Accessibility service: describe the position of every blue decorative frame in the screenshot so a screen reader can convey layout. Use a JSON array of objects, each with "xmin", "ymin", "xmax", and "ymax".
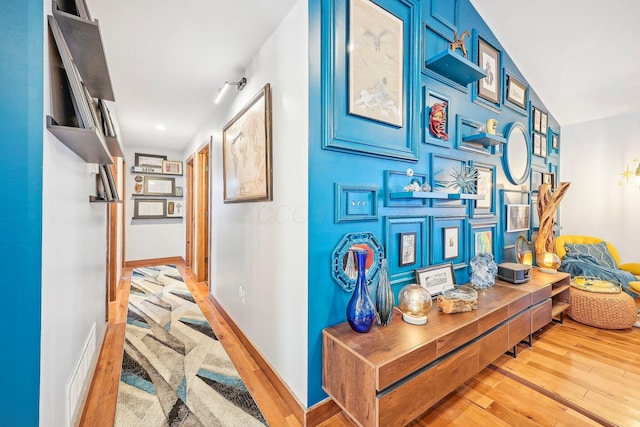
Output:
[
  {"xmin": 423, "ymin": 87, "xmax": 451, "ymax": 147},
  {"xmin": 455, "ymin": 114, "xmax": 494, "ymax": 155},
  {"xmin": 503, "ymin": 69, "xmax": 529, "ymax": 115},
  {"xmin": 384, "ymin": 169, "xmax": 428, "ymax": 207},
  {"xmin": 547, "ymin": 129, "xmax": 560, "ymax": 159},
  {"xmin": 334, "ymin": 183, "xmax": 378, "ymax": 223},
  {"xmin": 469, "ymin": 161, "xmax": 496, "ymax": 218},
  {"xmin": 472, "ymin": 30, "xmax": 502, "ymax": 113},
  {"xmin": 321, "ymin": 0, "xmax": 420, "ymax": 160},
  {"xmin": 384, "ymin": 216, "xmax": 429, "ymax": 285},
  {"xmin": 431, "ymin": 216, "xmax": 467, "ymax": 270},
  {"xmin": 331, "ymin": 232, "xmax": 385, "ymax": 292},
  {"xmin": 429, "ymin": 0, "xmax": 458, "ymax": 33}
]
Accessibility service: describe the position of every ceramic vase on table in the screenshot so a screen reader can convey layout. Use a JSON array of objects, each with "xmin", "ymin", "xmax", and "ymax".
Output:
[
  {"xmin": 375, "ymin": 258, "xmax": 394, "ymax": 326},
  {"xmin": 346, "ymin": 249, "xmax": 376, "ymax": 333}
]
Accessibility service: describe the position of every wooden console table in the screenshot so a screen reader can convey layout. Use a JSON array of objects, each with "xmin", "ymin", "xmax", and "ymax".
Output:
[{"xmin": 322, "ymin": 269, "xmax": 570, "ymax": 427}]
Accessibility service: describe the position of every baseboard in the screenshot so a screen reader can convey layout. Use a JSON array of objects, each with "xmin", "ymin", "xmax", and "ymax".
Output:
[
  {"xmin": 208, "ymin": 295, "xmax": 342, "ymax": 426},
  {"xmin": 73, "ymin": 322, "xmax": 107, "ymax": 427},
  {"xmin": 305, "ymin": 398, "xmax": 342, "ymax": 426},
  {"xmin": 123, "ymin": 256, "xmax": 184, "ymax": 269}
]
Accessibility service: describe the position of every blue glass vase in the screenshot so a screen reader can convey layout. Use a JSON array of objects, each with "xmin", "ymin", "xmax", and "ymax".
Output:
[{"xmin": 346, "ymin": 249, "xmax": 376, "ymax": 333}]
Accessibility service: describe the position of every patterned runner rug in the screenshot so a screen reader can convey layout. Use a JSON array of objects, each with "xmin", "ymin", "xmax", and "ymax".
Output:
[{"xmin": 115, "ymin": 265, "xmax": 267, "ymax": 426}]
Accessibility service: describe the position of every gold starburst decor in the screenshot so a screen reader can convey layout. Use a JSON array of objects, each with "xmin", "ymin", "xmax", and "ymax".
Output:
[{"xmin": 448, "ymin": 165, "xmax": 479, "ymax": 194}]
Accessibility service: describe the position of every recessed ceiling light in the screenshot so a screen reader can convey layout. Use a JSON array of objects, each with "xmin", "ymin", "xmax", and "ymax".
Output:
[{"xmin": 155, "ymin": 124, "xmax": 166, "ymax": 131}]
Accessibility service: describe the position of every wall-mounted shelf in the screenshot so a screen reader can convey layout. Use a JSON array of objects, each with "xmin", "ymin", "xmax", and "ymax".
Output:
[
  {"xmin": 47, "ymin": 116, "xmax": 113, "ymax": 164},
  {"xmin": 52, "ymin": 5, "xmax": 114, "ymax": 100},
  {"xmin": 390, "ymin": 191, "xmax": 484, "ymax": 201},
  {"xmin": 130, "ymin": 166, "xmax": 183, "ymax": 176},
  {"xmin": 105, "ymin": 136, "xmax": 123, "ymax": 157},
  {"xmin": 462, "ymin": 132, "xmax": 506, "ymax": 146},
  {"xmin": 424, "ymin": 50, "xmax": 487, "ymax": 87},
  {"xmin": 89, "ymin": 196, "xmax": 122, "ymax": 203}
]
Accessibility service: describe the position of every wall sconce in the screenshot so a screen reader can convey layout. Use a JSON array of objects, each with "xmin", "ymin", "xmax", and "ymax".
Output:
[
  {"xmin": 620, "ymin": 159, "xmax": 640, "ymax": 187},
  {"xmin": 214, "ymin": 77, "xmax": 247, "ymax": 104}
]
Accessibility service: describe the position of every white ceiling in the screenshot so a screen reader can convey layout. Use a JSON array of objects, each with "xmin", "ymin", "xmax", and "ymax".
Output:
[
  {"xmin": 470, "ymin": 0, "xmax": 640, "ymax": 126},
  {"xmin": 87, "ymin": 0, "xmax": 297, "ymax": 152},
  {"xmin": 87, "ymin": 0, "xmax": 640, "ymax": 153}
]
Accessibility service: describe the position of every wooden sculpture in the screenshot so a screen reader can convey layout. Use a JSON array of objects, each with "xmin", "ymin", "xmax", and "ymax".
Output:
[
  {"xmin": 450, "ymin": 30, "xmax": 470, "ymax": 58},
  {"xmin": 534, "ymin": 182, "xmax": 571, "ymax": 257}
]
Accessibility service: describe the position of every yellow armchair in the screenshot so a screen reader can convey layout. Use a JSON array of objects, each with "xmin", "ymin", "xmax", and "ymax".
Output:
[{"xmin": 554, "ymin": 235, "xmax": 640, "ymax": 294}]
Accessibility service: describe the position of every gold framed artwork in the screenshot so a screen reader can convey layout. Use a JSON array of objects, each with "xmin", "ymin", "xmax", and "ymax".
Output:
[
  {"xmin": 348, "ymin": 0, "xmax": 403, "ymax": 127},
  {"xmin": 222, "ymin": 83, "xmax": 273, "ymax": 203}
]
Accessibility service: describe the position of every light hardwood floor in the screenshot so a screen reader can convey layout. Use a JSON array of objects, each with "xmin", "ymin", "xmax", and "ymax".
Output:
[{"xmin": 80, "ymin": 262, "xmax": 640, "ymax": 426}]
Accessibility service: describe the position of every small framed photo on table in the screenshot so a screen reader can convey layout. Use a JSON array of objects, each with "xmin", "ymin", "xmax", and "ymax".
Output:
[{"xmin": 415, "ymin": 262, "xmax": 456, "ymax": 296}]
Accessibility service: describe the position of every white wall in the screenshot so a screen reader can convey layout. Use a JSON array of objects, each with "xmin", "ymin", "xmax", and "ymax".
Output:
[
  {"xmin": 124, "ymin": 146, "xmax": 185, "ymax": 262},
  {"xmin": 185, "ymin": 0, "xmax": 309, "ymax": 406},
  {"xmin": 40, "ymin": 3, "xmax": 109, "ymax": 424},
  {"xmin": 560, "ymin": 112, "xmax": 640, "ymax": 262}
]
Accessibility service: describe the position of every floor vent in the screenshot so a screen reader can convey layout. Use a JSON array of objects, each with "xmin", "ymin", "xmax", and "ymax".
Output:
[{"xmin": 67, "ymin": 323, "xmax": 97, "ymax": 426}]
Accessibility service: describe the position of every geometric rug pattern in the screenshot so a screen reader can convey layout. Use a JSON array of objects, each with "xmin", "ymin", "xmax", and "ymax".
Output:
[{"xmin": 115, "ymin": 265, "xmax": 267, "ymax": 426}]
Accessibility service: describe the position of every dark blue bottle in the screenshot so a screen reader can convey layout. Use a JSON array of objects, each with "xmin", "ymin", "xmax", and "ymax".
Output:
[{"xmin": 346, "ymin": 249, "xmax": 376, "ymax": 333}]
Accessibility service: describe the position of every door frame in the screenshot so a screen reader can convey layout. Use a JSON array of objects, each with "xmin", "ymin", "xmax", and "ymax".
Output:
[
  {"xmin": 185, "ymin": 154, "xmax": 195, "ymax": 267},
  {"xmin": 196, "ymin": 141, "xmax": 210, "ymax": 284}
]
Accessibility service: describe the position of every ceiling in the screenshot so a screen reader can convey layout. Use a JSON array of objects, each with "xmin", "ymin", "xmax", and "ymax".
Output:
[{"xmin": 87, "ymin": 0, "xmax": 640, "ymax": 153}]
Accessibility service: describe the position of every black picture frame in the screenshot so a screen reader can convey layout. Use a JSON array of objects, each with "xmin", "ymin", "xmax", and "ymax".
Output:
[
  {"xmin": 506, "ymin": 75, "xmax": 527, "ymax": 109},
  {"xmin": 399, "ymin": 232, "xmax": 417, "ymax": 267},
  {"xmin": 477, "ymin": 37, "xmax": 501, "ymax": 104},
  {"xmin": 133, "ymin": 199, "xmax": 167, "ymax": 219},
  {"xmin": 415, "ymin": 262, "xmax": 456, "ymax": 296},
  {"xmin": 135, "ymin": 153, "xmax": 166, "ymax": 168}
]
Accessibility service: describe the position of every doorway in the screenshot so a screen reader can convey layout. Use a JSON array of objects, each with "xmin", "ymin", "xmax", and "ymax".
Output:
[
  {"xmin": 196, "ymin": 142, "xmax": 210, "ymax": 286},
  {"xmin": 185, "ymin": 155, "xmax": 195, "ymax": 267}
]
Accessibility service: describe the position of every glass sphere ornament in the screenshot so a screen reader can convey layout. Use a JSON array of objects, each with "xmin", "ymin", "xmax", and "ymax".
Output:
[
  {"xmin": 537, "ymin": 252, "xmax": 561, "ymax": 273},
  {"xmin": 397, "ymin": 284, "xmax": 432, "ymax": 325}
]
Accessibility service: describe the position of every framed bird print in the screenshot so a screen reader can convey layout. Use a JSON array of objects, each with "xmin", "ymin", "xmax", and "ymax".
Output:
[{"xmin": 348, "ymin": 0, "xmax": 404, "ymax": 127}]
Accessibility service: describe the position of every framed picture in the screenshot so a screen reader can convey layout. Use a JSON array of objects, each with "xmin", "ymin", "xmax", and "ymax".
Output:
[
  {"xmin": 415, "ymin": 263, "xmax": 456, "ymax": 296},
  {"xmin": 474, "ymin": 230, "xmax": 492, "ymax": 256},
  {"xmin": 348, "ymin": 0, "xmax": 403, "ymax": 127},
  {"xmin": 166, "ymin": 200, "xmax": 184, "ymax": 218},
  {"xmin": 533, "ymin": 133, "xmax": 541, "ymax": 156},
  {"xmin": 540, "ymin": 111, "xmax": 548, "ymax": 135},
  {"xmin": 133, "ymin": 199, "xmax": 166, "ymax": 219},
  {"xmin": 399, "ymin": 232, "xmax": 417, "ymax": 267},
  {"xmin": 533, "ymin": 107, "xmax": 541, "ymax": 133},
  {"xmin": 135, "ymin": 153, "xmax": 166, "ymax": 169},
  {"xmin": 222, "ymin": 83, "xmax": 273, "ymax": 203},
  {"xmin": 542, "ymin": 172, "xmax": 556, "ymax": 189},
  {"xmin": 162, "ymin": 160, "xmax": 183, "ymax": 175},
  {"xmin": 477, "ymin": 37, "xmax": 500, "ymax": 104},
  {"xmin": 552, "ymin": 133, "xmax": 559, "ymax": 150},
  {"xmin": 143, "ymin": 176, "xmax": 175, "ymax": 196},
  {"xmin": 506, "ymin": 75, "xmax": 527, "ymax": 109},
  {"xmin": 475, "ymin": 165, "xmax": 493, "ymax": 210},
  {"xmin": 540, "ymin": 135, "xmax": 547, "ymax": 157},
  {"xmin": 175, "ymin": 186, "xmax": 183, "ymax": 197},
  {"xmin": 506, "ymin": 204, "xmax": 531, "ymax": 232},
  {"xmin": 443, "ymin": 227, "xmax": 459, "ymax": 259}
]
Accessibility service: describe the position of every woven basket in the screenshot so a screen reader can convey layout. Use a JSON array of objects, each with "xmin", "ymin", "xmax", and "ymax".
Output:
[{"xmin": 568, "ymin": 287, "xmax": 637, "ymax": 329}]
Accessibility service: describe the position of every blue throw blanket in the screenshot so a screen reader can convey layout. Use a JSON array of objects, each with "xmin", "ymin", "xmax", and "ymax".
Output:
[{"xmin": 559, "ymin": 253, "xmax": 639, "ymax": 298}]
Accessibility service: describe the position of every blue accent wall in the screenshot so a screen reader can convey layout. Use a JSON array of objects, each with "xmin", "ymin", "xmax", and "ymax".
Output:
[
  {"xmin": 0, "ymin": 1, "xmax": 44, "ymax": 425},
  {"xmin": 308, "ymin": 0, "xmax": 560, "ymax": 405}
]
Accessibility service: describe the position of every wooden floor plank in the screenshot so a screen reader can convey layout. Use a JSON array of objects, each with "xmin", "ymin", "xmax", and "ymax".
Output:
[{"xmin": 80, "ymin": 263, "xmax": 640, "ymax": 427}]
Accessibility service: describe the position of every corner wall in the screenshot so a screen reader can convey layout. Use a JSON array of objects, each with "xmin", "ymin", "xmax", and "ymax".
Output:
[
  {"xmin": 560, "ymin": 113, "xmax": 640, "ymax": 261},
  {"xmin": 186, "ymin": 0, "xmax": 309, "ymax": 406}
]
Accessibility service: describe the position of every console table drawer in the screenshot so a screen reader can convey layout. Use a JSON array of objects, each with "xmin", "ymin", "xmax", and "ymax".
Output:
[
  {"xmin": 378, "ymin": 342, "xmax": 480, "ymax": 427},
  {"xmin": 532, "ymin": 298, "xmax": 552, "ymax": 331},
  {"xmin": 508, "ymin": 309, "xmax": 532, "ymax": 348}
]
